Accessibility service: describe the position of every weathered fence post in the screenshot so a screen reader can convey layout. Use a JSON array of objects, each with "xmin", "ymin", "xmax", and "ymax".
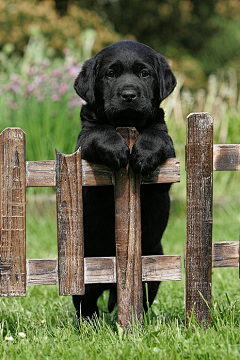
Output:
[
  {"xmin": 0, "ymin": 128, "xmax": 26, "ymax": 296},
  {"xmin": 56, "ymin": 149, "xmax": 85, "ymax": 296},
  {"xmin": 185, "ymin": 113, "xmax": 213, "ymax": 328},
  {"xmin": 115, "ymin": 128, "xmax": 142, "ymax": 327}
]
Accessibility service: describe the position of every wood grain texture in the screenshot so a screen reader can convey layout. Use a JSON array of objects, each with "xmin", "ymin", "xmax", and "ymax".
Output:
[
  {"xmin": 185, "ymin": 113, "xmax": 213, "ymax": 328},
  {"xmin": 27, "ymin": 259, "xmax": 58, "ymax": 285},
  {"xmin": 26, "ymin": 158, "xmax": 180, "ymax": 187},
  {"xmin": 212, "ymin": 241, "xmax": 239, "ymax": 268},
  {"xmin": 141, "ymin": 158, "xmax": 180, "ymax": 184},
  {"xmin": 213, "ymin": 144, "xmax": 240, "ymax": 171},
  {"xmin": 56, "ymin": 148, "xmax": 84, "ymax": 296},
  {"xmin": 81, "ymin": 160, "xmax": 114, "ymax": 186},
  {"xmin": 26, "ymin": 160, "xmax": 55, "ymax": 187},
  {"xmin": 142, "ymin": 255, "xmax": 182, "ymax": 281},
  {"xmin": 26, "ymin": 255, "xmax": 182, "ymax": 286},
  {"xmin": 115, "ymin": 127, "xmax": 143, "ymax": 327},
  {"xmin": 0, "ymin": 128, "xmax": 26, "ymax": 296},
  {"xmin": 184, "ymin": 241, "xmax": 239, "ymax": 269}
]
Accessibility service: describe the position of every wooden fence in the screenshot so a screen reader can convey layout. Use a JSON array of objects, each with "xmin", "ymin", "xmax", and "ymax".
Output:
[
  {"xmin": 0, "ymin": 126, "xmax": 181, "ymax": 328},
  {"xmin": 185, "ymin": 112, "xmax": 240, "ymax": 328},
  {"xmin": 2, "ymin": 112, "xmax": 238, "ymax": 328}
]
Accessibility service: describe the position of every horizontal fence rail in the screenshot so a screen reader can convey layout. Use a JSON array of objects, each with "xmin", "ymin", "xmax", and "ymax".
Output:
[
  {"xmin": 26, "ymin": 255, "xmax": 182, "ymax": 286},
  {"xmin": 26, "ymin": 158, "xmax": 180, "ymax": 187},
  {"xmin": 0, "ymin": 126, "xmax": 181, "ymax": 328},
  {"xmin": 25, "ymin": 144, "xmax": 240, "ymax": 188}
]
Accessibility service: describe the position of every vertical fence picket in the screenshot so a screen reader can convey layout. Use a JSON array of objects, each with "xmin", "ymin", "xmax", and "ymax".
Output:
[
  {"xmin": 56, "ymin": 148, "xmax": 84, "ymax": 296},
  {"xmin": 0, "ymin": 128, "xmax": 26, "ymax": 296},
  {"xmin": 115, "ymin": 128, "xmax": 142, "ymax": 327},
  {"xmin": 185, "ymin": 113, "xmax": 213, "ymax": 327}
]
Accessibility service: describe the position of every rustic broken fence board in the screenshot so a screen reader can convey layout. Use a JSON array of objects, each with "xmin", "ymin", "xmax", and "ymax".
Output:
[
  {"xmin": 185, "ymin": 112, "xmax": 240, "ymax": 328},
  {"xmin": 0, "ymin": 126, "xmax": 181, "ymax": 328}
]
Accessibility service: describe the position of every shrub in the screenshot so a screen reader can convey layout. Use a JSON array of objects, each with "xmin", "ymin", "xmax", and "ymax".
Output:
[{"xmin": 0, "ymin": 0, "xmax": 122, "ymax": 59}]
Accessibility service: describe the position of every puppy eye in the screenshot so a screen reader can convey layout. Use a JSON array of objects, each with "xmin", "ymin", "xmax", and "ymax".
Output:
[
  {"xmin": 140, "ymin": 69, "xmax": 150, "ymax": 78},
  {"xmin": 106, "ymin": 70, "xmax": 115, "ymax": 78}
]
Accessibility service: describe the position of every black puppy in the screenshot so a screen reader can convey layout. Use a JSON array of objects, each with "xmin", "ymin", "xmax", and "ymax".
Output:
[{"xmin": 73, "ymin": 40, "xmax": 176, "ymax": 318}]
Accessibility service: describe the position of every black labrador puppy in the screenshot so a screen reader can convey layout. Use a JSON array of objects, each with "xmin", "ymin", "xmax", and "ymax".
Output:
[{"xmin": 73, "ymin": 40, "xmax": 176, "ymax": 318}]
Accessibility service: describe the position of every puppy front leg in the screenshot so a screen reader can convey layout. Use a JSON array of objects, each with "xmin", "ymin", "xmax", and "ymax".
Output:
[
  {"xmin": 130, "ymin": 125, "xmax": 175, "ymax": 175},
  {"xmin": 76, "ymin": 123, "xmax": 130, "ymax": 170}
]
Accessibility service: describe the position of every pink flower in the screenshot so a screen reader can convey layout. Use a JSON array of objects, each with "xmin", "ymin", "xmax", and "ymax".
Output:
[
  {"xmin": 52, "ymin": 93, "xmax": 59, "ymax": 102},
  {"xmin": 51, "ymin": 79, "xmax": 59, "ymax": 90},
  {"xmin": 33, "ymin": 76, "xmax": 43, "ymax": 85},
  {"xmin": 28, "ymin": 67, "xmax": 37, "ymax": 77},
  {"xmin": 8, "ymin": 99, "xmax": 19, "ymax": 110},
  {"xmin": 63, "ymin": 48, "xmax": 70, "ymax": 56},
  {"xmin": 68, "ymin": 97, "xmax": 85, "ymax": 108},
  {"xmin": 68, "ymin": 66, "xmax": 81, "ymax": 78},
  {"xmin": 43, "ymin": 59, "xmax": 50, "ymax": 67},
  {"xmin": 10, "ymin": 84, "xmax": 20, "ymax": 94},
  {"xmin": 37, "ymin": 95, "xmax": 44, "ymax": 103},
  {"xmin": 53, "ymin": 68, "xmax": 62, "ymax": 78},
  {"xmin": 10, "ymin": 74, "xmax": 21, "ymax": 84},
  {"xmin": 59, "ymin": 83, "xmax": 69, "ymax": 95},
  {"xmin": 26, "ymin": 84, "xmax": 35, "ymax": 96}
]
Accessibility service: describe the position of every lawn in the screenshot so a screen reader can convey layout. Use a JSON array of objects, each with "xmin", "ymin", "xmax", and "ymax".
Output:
[{"xmin": 0, "ymin": 195, "xmax": 240, "ymax": 359}]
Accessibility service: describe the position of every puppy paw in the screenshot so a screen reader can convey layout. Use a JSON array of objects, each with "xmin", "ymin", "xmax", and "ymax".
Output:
[
  {"xmin": 96, "ymin": 136, "xmax": 130, "ymax": 170},
  {"xmin": 130, "ymin": 130, "xmax": 175, "ymax": 175},
  {"xmin": 130, "ymin": 148, "xmax": 160, "ymax": 175}
]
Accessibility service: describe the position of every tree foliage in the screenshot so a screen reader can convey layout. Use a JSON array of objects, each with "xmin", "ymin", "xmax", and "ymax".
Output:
[
  {"xmin": 77, "ymin": 0, "xmax": 240, "ymax": 75},
  {"xmin": 1, "ymin": 0, "xmax": 240, "ymax": 78},
  {"xmin": 0, "ymin": 0, "xmax": 122, "ymax": 58}
]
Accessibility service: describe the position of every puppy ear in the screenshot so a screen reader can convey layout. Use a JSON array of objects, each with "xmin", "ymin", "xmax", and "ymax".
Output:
[
  {"xmin": 158, "ymin": 54, "xmax": 177, "ymax": 102},
  {"xmin": 74, "ymin": 57, "xmax": 97, "ymax": 105}
]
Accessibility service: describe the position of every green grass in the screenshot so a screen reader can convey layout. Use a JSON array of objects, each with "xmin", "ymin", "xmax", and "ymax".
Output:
[
  {"xmin": 0, "ymin": 195, "xmax": 240, "ymax": 359},
  {"xmin": 0, "ymin": 96, "xmax": 80, "ymax": 161}
]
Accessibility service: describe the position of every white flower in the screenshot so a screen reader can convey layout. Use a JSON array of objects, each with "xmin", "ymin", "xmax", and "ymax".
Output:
[
  {"xmin": 18, "ymin": 332, "xmax": 26, "ymax": 339},
  {"xmin": 5, "ymin": 335, "xmax": 14, "ymax": 341}
]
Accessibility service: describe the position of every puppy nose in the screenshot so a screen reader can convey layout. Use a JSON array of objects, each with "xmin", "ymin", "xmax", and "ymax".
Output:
[{"xmin": 121, "ymin": 89, "xmax": 137, "ymax": 102}]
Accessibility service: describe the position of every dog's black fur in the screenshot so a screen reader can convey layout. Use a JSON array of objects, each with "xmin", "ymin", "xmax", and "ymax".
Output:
[{"xmin": 73, "ymin": 40, "xmax": 176, "ymax": 318}]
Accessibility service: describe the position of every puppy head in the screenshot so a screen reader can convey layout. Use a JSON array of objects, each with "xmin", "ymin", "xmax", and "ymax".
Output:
[{"xmin": 74, "ymin": 41, "xmax": 176, "ymax": 126}]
